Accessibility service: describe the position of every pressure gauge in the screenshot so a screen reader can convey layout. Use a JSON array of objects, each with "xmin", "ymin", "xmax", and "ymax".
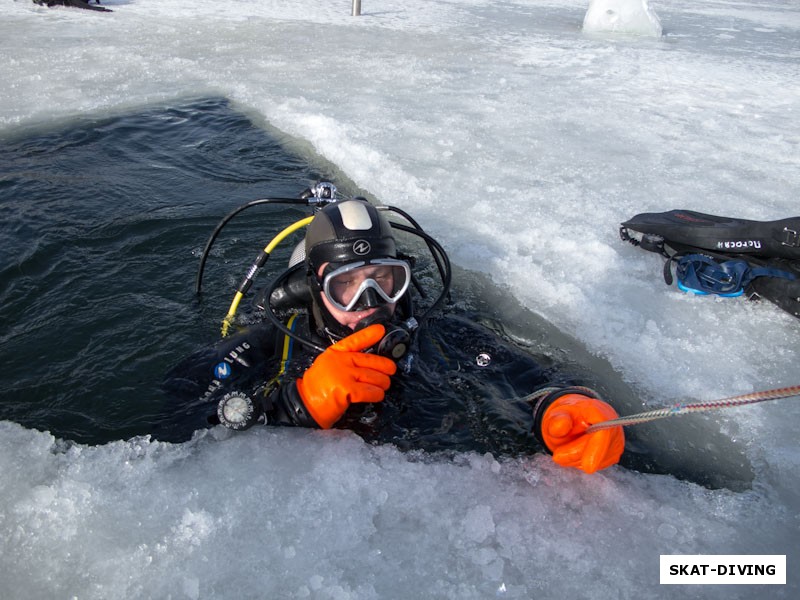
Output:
[{"xmin": 217, "ymin": 392, "xmax": 259, "ymax": 430}]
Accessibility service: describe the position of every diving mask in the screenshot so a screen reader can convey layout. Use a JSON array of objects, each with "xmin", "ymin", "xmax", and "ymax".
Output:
[{"xmin": 321, "ymin": 258, "xmax": 411, "ymax": 312}]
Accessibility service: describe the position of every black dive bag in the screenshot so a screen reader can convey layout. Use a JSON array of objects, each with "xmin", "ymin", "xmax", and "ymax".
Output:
[{"xmin": 620, "ymin": 209, "xmax": 800, "ymax": 319}]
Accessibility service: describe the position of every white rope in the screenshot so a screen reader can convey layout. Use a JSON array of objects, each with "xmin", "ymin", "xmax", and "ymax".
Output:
[{"xmin": 585, "ymin": 385, "xmax": 800, "ymax": 433}]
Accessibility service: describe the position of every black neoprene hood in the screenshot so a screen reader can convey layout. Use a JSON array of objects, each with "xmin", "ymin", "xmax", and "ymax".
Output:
[{"xmin": 305, "ymin": 200, "xmax": 397, "ymax": 270}]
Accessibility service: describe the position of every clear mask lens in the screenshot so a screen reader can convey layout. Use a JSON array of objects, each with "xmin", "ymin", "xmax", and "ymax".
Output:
[{"xmin": 322, "ymin": 259, "xmax": 411, "ymax": 312}]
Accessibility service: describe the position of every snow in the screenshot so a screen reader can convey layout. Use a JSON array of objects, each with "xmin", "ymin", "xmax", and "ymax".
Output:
[{"xmin": 1, "ymin": 0, "xmax": 798, "ymax": 598}]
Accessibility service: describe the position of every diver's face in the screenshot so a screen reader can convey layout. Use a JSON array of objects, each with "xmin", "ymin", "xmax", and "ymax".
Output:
[{"xmin": 318, "ymin": 262, "xmax": 398, "ymax": 330}]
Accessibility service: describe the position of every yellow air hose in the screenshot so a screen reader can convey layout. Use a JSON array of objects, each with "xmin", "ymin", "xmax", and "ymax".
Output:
[{"xmin": 221, "ymin": 215, "xmax": 314, "ymax": 336}]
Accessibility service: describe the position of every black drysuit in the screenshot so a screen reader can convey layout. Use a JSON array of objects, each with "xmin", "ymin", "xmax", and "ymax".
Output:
[{"xmin": 162, "ymin": 310, "xmax": 580, "ymax": 456}]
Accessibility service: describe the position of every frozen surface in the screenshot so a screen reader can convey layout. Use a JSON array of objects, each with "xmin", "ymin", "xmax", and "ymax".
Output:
[{"xmin": 1, "ymin": 1, "xmax": 799, "ymax": 598}]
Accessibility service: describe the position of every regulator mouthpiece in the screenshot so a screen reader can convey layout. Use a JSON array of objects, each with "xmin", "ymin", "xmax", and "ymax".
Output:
[{"xmin": 356, "ymin": 312, "xmax": 418, "ymax": 360}]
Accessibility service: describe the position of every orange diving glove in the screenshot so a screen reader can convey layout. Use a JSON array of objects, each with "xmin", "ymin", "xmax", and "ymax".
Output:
[
  {"xmin": 532, "ymin": 388, "xmax": 625, "ymax": 474},
  {"xmin": 296, "ymin": 324, "xmax": 397, "ymax": 429}
]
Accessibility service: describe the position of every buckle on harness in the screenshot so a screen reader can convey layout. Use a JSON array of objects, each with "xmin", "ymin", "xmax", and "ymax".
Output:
[{"xmin": 782, "ymin": 227, "xmax": 799, "ymax": 248}]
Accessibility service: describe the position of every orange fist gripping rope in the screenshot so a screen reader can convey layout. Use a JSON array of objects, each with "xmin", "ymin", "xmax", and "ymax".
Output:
[
  {"xmin": 296, "ymin": 324, "xmax": 397, "ymax": 429},
  {"xmin": 534, "ymin": 390, "xmax": 625, "ymax": 474}
]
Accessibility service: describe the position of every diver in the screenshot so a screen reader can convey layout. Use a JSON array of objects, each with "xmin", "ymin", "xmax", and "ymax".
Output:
[{"xmin": 164, "ymin": 195, "xmax": 625, "ymax": 474}]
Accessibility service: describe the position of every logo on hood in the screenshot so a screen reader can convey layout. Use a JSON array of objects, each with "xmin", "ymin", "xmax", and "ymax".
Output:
[{"xmin": 352, "ymin": 240, "xmax": 372, "ymax": 255}]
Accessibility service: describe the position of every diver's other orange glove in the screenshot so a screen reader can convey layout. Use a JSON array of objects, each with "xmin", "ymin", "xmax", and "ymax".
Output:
[
  {"xmin": 296, "ymin": 324, "xmax": 397, "ymax": 429},
  {"xmin": 533, "ymin": 388, "xmax": 625, "ymax": 474}
]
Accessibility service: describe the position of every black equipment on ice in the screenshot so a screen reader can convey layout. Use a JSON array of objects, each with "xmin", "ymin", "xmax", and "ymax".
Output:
[{"xmin": 620, "ymin": 209, "xmax": 800, "ymax": 318}]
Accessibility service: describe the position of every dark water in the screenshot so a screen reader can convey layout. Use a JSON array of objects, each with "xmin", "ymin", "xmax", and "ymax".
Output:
[
  {"xmin": 0, "ymin": 98, "xmax": 330, "ymax": 443},
  {"xmin": 0, "ymin": 97, "xmax": 753, "ymax": 489}
]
